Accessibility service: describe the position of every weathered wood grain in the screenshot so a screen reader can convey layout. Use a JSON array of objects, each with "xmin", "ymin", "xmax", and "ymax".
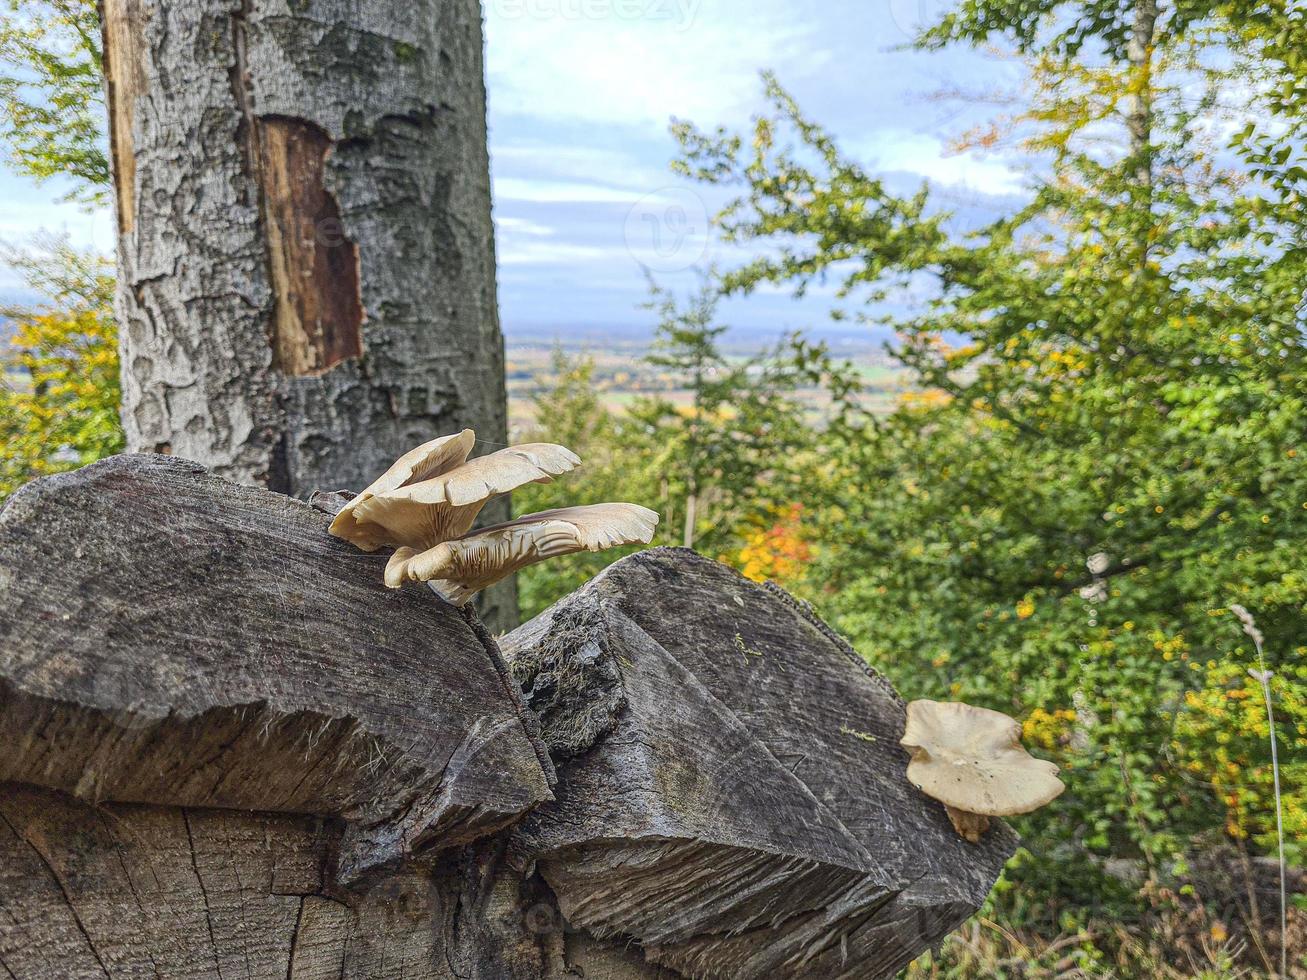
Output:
[
  {"xmin": 0, "ymin": 462, "xmax": 1017, "ymax": 978},
  {"xmin": 501, "ymin": 548, "xmax": 1018, "ymax": 979},
  {"xmin": 0, "ymin": 783, "xmax": 670, "ymax": 980},
  {"xmin": 0, "ymin": 454, "xmax": 552, "ymax": 886},
  {"xmin": 0, "ymin": 784, "xmax": 454, "ymax": 979}
]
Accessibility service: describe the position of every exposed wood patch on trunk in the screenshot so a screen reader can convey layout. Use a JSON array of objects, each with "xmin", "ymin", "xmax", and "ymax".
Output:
[
  {"xmin": 259, "ymin": 117, "xmax": 365, "ymax": 377},
  {"xmin": 100, "ymin": 0, "xmax": 148, "ymax": 234}
]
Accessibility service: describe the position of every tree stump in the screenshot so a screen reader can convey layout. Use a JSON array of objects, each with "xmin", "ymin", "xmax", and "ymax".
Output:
[
  {"xmin": 0, "ymin": 456, "xmax": 1016, "ymax": 978},
  {"xmin": 500, "ymin": 550, "xmax": 1016, "ymax": 978}
]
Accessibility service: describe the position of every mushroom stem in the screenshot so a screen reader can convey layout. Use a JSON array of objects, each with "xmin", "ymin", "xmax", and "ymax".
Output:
[{"xmin": 944, "ymin": 806, "xmax": 991, "ymax": 844}]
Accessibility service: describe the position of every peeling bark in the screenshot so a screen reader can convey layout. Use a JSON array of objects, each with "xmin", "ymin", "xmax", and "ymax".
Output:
[
  {"xmin": 100, "ymin": 0, "xmax": 147, "ymax": 235},
  {"xmin": 100, "ymin": 0, "xmax": 515, "ymax": 626}
]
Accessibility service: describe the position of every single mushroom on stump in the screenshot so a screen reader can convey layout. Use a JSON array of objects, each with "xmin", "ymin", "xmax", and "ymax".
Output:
[
  {"xmin": 326, "ymin": 427, "xmax": 479, "ymax": 549},
  {"xmin": 329, "ymin": 431, "xmax": 582, "ymax": 556},
  {"xmin": 900, "ymin": 699, "xmax": 1066, "ymax": 843}
]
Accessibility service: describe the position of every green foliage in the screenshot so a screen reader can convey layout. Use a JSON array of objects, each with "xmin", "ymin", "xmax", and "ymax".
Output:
[
  {"xmin": 628, "ymin": 280, "xmax": 857, "ymax": 555},
  {"xmin": 917, "ymin": 0, "xmax": 1213, "ymax": 58},
  {"xmin": 0, "ymin": 238, "xmax": 122, "ymax": 498},
  {"xmin": 905, "ymin": 862, "xmax": 1252, "ymax": 979},
  {"xmin": 512, "ymin": 350, "xmax": 651, "ymax": 618},
  {"xmin": 514, "ymin": 285, "xmax": 859, "ymax": 619},
  {"xmin": 0, "ymin": 2, "xmax": 121, "ymax": 494},
  {"xmin": 0, "ymin": 0, "xmax": 108, "ymax": 204},
  {"xmin": 670, "ymin": 0, "xmax": 1306, "ymax": 971}
]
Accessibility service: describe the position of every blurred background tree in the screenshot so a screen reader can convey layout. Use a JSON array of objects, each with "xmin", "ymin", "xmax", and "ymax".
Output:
[
  {"xmin": 0, "ymin": 238, "xmax": 121, "ymax": 497},
  {"xmin": 516, "ymin": 282, "xmax": 859, "ymax": 618},
  {"xmin": 671, "ymin": 0, "xmax": 1305, "ymax": 973},
  {"xmin": 0, "ymin": 0, "xmax": 106, "ymax": 204},
  {"xmin": 1, "ymin": 0, "xmax": 117, "ymax": 501}
]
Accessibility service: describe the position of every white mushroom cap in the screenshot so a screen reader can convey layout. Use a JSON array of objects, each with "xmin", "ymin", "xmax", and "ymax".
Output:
[
  {"xmin": 385, "ymin": 503, "xmax": 659, "ymax": 605},
  {"xmin": 329, "ymin": 429, "xmax": 475, "ymax": 551},
  {"xmin": 331, "ymin": 440, "xmax": 581, "ymax": 554},
  {"xmin": 900, "ymin": 699, "xmax": 1064, "ymax": 841}
]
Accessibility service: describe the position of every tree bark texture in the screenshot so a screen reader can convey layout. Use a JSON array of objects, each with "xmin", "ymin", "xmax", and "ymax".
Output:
[
  {"xmin": 99, "ymin": 0, "xmax": 516, "ymax": 628},
  {"xmin": 0, "ymin": 457, "xmax": 1016, "ymax": 978}
]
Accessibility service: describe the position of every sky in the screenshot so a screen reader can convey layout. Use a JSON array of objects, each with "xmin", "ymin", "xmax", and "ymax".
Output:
[{"xmin": 0, "ymin": 0, "xmax": 1028, "ymax": 340}]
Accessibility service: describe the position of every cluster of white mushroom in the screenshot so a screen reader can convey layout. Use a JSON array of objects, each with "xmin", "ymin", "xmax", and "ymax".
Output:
[
  {"xmin": 329, "ymin": 429, "xmax": 658, "ymax": 606},
  {"xmin": 333, "ymin": 435, "xmax": 1059, "ymax": 842},
  {"xmin": 900, "ymin": 699, "xmax": 1066, "ymax": 843}
]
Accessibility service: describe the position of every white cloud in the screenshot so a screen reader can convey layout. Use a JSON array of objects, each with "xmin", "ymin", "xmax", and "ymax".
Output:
[
  {"xmin": 494, "ymin": 215, "xmax": 556, "ymax": 237},
  {"xmin": 485, "ymin": 0, "xmax": 831, "ymax": 129},
  {"xmin": 498, "ymin": 238, "xmax": 617, "ymax": 265},
  {"xmin": 494, "ymin": 177, "xmax": 652, "ymax": 204},
  {"xmin": 861, "ymin": 131, "xmax": 1025, "ymax": 197},
  {"xmin": 491, "ymin": 143, "xmax": 672, "ymax": 190}
]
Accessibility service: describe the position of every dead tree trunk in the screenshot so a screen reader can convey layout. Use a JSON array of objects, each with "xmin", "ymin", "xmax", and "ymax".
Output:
[
  {"xmin": 100, "ymin": 0, "xmax": 516, "ymax": 627},
  {"xmin": 0, "ymin": 455, "xmax": 1016, "ymax": 978},
  {"xmin": 99, "ymin": 0, "xmax": 510, "ymax": 512}
]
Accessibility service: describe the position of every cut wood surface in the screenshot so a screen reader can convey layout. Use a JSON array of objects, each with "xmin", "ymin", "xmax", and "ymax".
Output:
[
  {"xmin": 0, "ymin": 460, "xmax": 1017, "ymax": 979},
  {"xmin": 0, "ymin": 454, "xmax": 552, "ymax": 885},
  {"xmin": 0, "ymin": 782, "xmax": 650, "ymax": 980},
  {"xmin": 501, "ymin": 549, "xmax": 1017, "ymax": 979}
]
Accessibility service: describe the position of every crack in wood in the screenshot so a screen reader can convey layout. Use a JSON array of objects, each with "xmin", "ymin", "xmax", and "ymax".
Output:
[
  {"xmin": 0, "ymin": 808, "xmax": 112, "ymax": 978},
  {"xmin": 285, "ymin": 895, "xmax": 307, "ymax": 980},
  {"xmin": 97, "ymin": 809, "xmax": 165, "ymax": 978},
  {"xmin": 182, "ymin": 808, "xmax": 227, "ymax": 980}
]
